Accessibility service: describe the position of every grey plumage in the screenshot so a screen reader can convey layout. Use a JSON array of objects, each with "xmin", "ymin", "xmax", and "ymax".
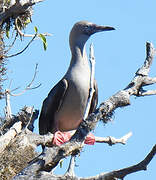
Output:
[{"xmin": 39, "ymin": 21, "xmax": 115, "ymax": 136}]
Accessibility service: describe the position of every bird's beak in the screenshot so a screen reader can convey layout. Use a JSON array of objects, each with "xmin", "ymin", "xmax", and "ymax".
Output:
[{"xmin": 94, "ymin": 25, "xmax": 115, "ymax": 32}]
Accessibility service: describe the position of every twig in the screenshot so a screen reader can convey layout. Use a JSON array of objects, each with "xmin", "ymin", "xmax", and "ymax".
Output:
[
  {"xmin": 64, "ymin": 155, "xmax": 76, "ymax": 177},
  {"xmin": 3, "ymin": 64, "xmax": 40, "ymax": 119},
  {"xmin": 5, "ymin": 32, "xmax": 37, "ymax": 58},
  {"xmin": 9, "ymin": 63, "xmax": 41, "ymax": 96},
  {"xmin": 139, "ymin": 89, "xmax": 156, "ymax": 96},
  {"xmin": 83, "ymin": 43, "xmax": 95, "ymax": 120},
  {"xmin": 4, "ymin": 89, "xmax": 12, "ymax": 119},
  {"xmin": 15, "ymin": 17, "xmax": 52, "ymax": 38},
  {"xmin": 25, "ymin": 106, "xmax": 34, "ymax": 130},
  {"xmin": 4, "ymin": 33, "xmax": 18, "ymax": 53}
]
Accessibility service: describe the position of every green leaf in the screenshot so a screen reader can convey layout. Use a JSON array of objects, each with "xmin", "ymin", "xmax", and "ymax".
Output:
[
  {"xmin": 39, "ymin": 34, "xmax": 47, "ymax": 51},
  {"xmin": 39, "ymin": 34, "xmax": 46, "ymax": 44},
  {"xmin": 59, "ymin": 159, "xmax": 64, "ymax": 168},
  {"xmin": 34, "ymin": 26, "xmax": 38, "ymax": 33},
  {"xmin": 24, "ymin": 18, "xmax": 31, "ymax": 27},
  {"xmin": 6, "ymin": 29, "xmax": 9, "ymax": 38},
  {"xmin": 6, "ymin": 23, "xmax": 10, "ymax": 39}
]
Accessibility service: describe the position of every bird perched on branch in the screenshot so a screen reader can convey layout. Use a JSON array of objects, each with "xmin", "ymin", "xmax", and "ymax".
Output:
[{"xmin": 39, "ymin": 21, "xmax": 115, "ymax": 145}]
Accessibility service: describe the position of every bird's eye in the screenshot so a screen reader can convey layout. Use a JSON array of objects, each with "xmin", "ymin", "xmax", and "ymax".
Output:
[{"xmin": 85, "ymin": 25, "xmax": 89, "ymax": 29}]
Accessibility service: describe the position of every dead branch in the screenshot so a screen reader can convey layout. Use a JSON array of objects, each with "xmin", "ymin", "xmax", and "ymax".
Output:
[
  {"xmin": 111, "ymin": 144, "xmax": 156, "ymax": 179},
  {"xmin": 9, "ymin": 63, "xmax": 41, "ymax": 96},
  {"xmin": 4, "ymin": 88, "xmax": 12, "ymax": 119},
  {"xmin": 0, "ymin": 107, "xmax": 39, "ymax": 180},
  {"xmin": 12, "ymin": 144, "xmax": 156, "ymax": 180},
  {"xmin": 84, "ymin": 43, "xmax": 95, "ymax": 119},
  {"xmin": 0, "ymin": 106, "xmax": 39, "ymax": 136},
  {"xmin": 0, "ymin": 121, "xmax": 22, "ymax": 152},
  {"xmin": 3, "ymin": 64, "xmax": 40, "ymax": 121},
  {"xmin": 95, "ymin": 132, "xmax": 132, "ymax": 145},
  {"xmin": 82, "ymin": 144, "xmax": 156, "ymax": 180}
]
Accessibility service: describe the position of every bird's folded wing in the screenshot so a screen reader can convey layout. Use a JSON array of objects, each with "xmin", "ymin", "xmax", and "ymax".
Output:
[{"xmin": 39, "ymin": 79, "xmax": 68, "ymax": 135}]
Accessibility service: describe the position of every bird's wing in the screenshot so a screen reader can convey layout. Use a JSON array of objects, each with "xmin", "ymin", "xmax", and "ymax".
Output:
[
  {"xmin": 89, "ymin": 80, "xmax": 98, "ymax": 114},
  {"xmin": 39, "ymin": 79, "xmax": 68, "ymax": 135}
]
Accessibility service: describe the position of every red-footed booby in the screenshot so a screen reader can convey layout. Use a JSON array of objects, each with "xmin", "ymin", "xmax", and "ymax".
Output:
[{"xmin": 39, "ymin": 21, "xmax": 115, "ymax": 143}]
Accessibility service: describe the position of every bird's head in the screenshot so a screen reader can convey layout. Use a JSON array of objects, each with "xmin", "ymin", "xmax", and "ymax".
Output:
[
  {"xmin": 72, "ymin": 21, "xmax": 115, "ymax": 36},
  {"xmin": 69, "ymin": 21, "xmax": 115, "ymax": 53}
]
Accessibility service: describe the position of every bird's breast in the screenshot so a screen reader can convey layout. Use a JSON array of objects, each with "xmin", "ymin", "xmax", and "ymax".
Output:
[{"xmin": 55, "ymin": 65, "xmax": 91, "ymax": 131}]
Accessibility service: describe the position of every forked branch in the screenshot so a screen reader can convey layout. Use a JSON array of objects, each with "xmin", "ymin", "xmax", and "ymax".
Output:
[{"xmin": 80, "ymin": 144, "xmax": 156, "ymax": 180}]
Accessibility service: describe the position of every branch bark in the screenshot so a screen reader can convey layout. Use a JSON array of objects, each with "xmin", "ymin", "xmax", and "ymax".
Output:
[
  {"xmin": 95, "ymin": 132, "xmax": 132, "ymax": 145},
  {"xmin": 0, "ymin": 121, "xmax": 22, "ymax": 152}
]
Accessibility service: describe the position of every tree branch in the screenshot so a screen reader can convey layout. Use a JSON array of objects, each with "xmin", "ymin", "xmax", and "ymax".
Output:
[
  {"xmin": 14, "ymin": 17, "xmax": 51, "ymax": 38},
  {"xmin": 112, "ymin": 144, "xmax": 156, "ymax": 179},
  {"xmin": 95, "ymin": 132, "xmax": 132, "ymax": 145},
  {"xmin": 9, "ymin": 63, "xmax": 41, "ymax": 96},
  {"xmin": 5, "ymin": 32, "xmax": 37, "ymax": 58},
  {"xmin": 83, "ymin": 43, "xmax": 95, "ymax": 119},
  {"xmin": 81, "ymin": 145, "xmax": 156, "ymax": 180},
  {"xmin": 0, "ymin": 121, "xmax": 22, "ymax": 152},
  {"xmin": 0, "ymin": 0, "xmax": 45, "ymax": 25},
  {"xmin": 13, "ymin": 145, "xmax": 156, "ymax": 180}
]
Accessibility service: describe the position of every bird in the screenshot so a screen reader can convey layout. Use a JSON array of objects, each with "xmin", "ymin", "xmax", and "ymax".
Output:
[{"xmin": 39, "ymin": 21, "xmax": 115, "ymax": 141}]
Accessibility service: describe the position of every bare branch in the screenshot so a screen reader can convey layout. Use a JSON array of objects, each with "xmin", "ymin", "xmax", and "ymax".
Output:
[
  {"xmin": 112, "ymin": 144, "xmax": 156, "ymax": 179},
  {"xmin": 25, "ymin": 130, "xmax": 132, "ymax": 146},
  {"xmin": 9, "ymin": 63, "xmax": 41, "ymax": 96},
  {"xmin": 14, "ymin": 17, "xmax": 52, "ymax": 38},
  {"xmin": 83, "ymin": 43, "xmax": 95, "ymax": 119},
  {"xmin": 79, "ymin": 145, "xmax": 156, "ymax": 180},
  {"xmin": 4, "ymin": 89, "xmax": 12, "ymax": 119},
  {"xmin": 143, "ymin": 77, "xmax": 156, "ymax": 85},
  {"xmin": 95, "ymin": 132, "xmax": 132, "ymax": 145},
  {"xmin": 138, "ymin": 89, "xmax": 156, "ymax": 96},
  {"xmin": 3, "ymin": 65, "xmax": 40, "ymax": 121},
  {"xmin": 64, "ymin": 155, "xmax": 76, "ymax": 177},
  {"xmin": 12, "ymin": 144, "xmax": 156, "ymax": 180},
  {"xmin": 4, "ymin": 33, "xmax": 18, "ymax": 53},
  {"xmin": 5, "ymin": 32, "xmax": 37, "ymax": 58},
  {"xmin": 136, "ymin": 42, "xmax": 155, "ymax": 76}
]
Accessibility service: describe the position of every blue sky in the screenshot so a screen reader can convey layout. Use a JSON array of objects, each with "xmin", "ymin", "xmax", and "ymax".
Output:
[{"xmin": 1, "ymin": 0, "xmax": 156, "ymax": 179}]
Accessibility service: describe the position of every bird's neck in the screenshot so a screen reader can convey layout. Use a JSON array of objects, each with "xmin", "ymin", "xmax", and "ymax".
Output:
[
  {"xmin": 69, "ymin": 34, "xmax": 89, "ymax": 61},
  {"xmin": 65, "ymin": 34, "xmax": 90, "ymax": 77},
  {"xmin": 68, "ymin": 44, "xmax": 88, "ymax": 71},
  {"xmin": 71, "ymin": 44, "xmax": 86, "ymax": 59}
]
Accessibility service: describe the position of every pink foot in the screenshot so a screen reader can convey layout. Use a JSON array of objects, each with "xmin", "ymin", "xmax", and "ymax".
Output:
[{"xmin": 53, "ymin": 131, "xmax": 95, "ymax": 146}]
